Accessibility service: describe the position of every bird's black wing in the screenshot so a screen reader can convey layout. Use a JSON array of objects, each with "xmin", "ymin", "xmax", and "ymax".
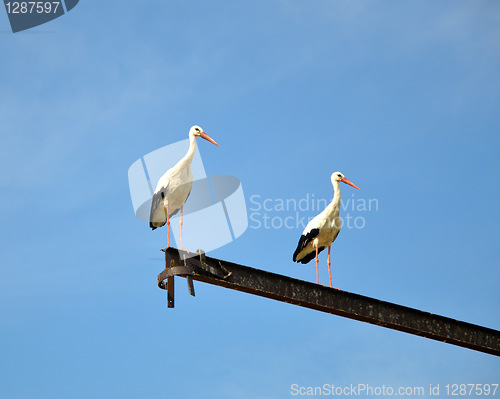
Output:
[
  {"xmin": 149, "ymin": 181, "xmax": 191, "ymax": 229},
  {"xmin": 298, "ymin": 230, "xmax": 340, "ymax": 264},
  {"xmin": 149, "ymin": 185, "xmax": 168, "ymax": 230},
  {"xmin": 297, "ymin": 246, "xmax": 326, "ymax": 264},
  {"xmin": 292, "ymin": 228, "xmax": 320, "ymax": 263}
]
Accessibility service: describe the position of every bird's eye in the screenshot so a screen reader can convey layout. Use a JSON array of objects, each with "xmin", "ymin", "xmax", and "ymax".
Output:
[{"xmin": 337, "ymin": 174, "xmax": 342, "ymax": 177}]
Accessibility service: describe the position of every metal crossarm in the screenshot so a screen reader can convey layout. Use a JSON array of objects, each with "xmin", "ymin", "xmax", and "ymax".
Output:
[{"xmin": 157, "ymin": 247, "xmax": 500, "ymax": 357}]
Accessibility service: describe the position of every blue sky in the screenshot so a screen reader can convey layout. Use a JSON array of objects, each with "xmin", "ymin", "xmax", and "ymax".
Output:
[{"xmin": 1, "ymin": 1, "xmax": 499, "ymax": 398}]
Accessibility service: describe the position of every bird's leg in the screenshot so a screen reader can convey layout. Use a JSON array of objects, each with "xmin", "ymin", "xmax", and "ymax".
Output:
[
  {"xmin": 180, "ymin": 205, "xmax": 184, "ymax": 250},
  {"xmin": 164, "ymin": 203, "xmax": 170, "ymax": 248},
  {"xmin": 315, "ymin": 242, "xmax": 319, "ymax": 285},
  {"xmin": 327, "ymin": 246, "xmax": 332, "ymax": 288}
]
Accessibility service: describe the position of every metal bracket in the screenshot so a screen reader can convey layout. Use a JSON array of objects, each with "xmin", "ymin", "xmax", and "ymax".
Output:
[
  {"xmin": 158, "ymin": 248, "xmax": 195, "ymax": 308},
  {"xmin": 157, "ymin": 247, "xmax": 234, "ymax": 308},
  {"xmin": 181, "ymin": 251, "xmax": 196, "ymax": 297}
]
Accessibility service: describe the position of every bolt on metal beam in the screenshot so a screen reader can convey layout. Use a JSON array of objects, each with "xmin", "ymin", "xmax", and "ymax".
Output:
[{"xmin": 157, "ymin": 247, "xmax": 500, "ymax": 357}]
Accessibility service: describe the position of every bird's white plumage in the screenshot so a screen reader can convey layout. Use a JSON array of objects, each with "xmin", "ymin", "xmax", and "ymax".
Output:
[
  {"xmin": 294, "ymin": 202, "xmax": 341, "ymax": 260},
  {"xmin": 293, "ymin": 172, "xmax": 359, "ymax": 264},
  {"xmin": 149, "ymin": 125, "xmax": 218, "ymax": 230},
  {"xmin": 149, "ymin": 160, "xmax": 194, "ymax": 227}
]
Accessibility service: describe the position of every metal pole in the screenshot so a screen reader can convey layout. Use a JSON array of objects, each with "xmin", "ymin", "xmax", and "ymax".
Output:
[{"xmin": 157, "ymin": 248, "xmax": 500, "ymax": 357}]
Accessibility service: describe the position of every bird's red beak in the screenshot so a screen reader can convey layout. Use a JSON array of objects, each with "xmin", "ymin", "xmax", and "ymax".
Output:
[
  {"xmin": 341, "ymin": 177, "xmax": 360, "ymax": 190},
  {"xmin": 200, "ymin": 131, "xmax": 220, "ymax": 146}
]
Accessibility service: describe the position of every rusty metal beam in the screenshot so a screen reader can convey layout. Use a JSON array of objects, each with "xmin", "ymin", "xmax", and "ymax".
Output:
[{"xmin": 157, "ymin": 247, "xmax": 500, "ymax": 357}]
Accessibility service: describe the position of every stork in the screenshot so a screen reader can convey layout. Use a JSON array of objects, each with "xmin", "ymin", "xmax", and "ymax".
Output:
[
  {"xmin": 292, "ymin": 172, "xmax": 360, "ymax": 287},
  {"xmin": 149, "ymin": 125, "xmax": 219, "ymax": 249}
]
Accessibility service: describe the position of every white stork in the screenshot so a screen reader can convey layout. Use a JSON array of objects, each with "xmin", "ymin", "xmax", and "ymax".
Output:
[
  {"xmin": 293, "ymin": 172, "xmax": 360, "ymax": 287},
  {"xmin": 149, "ymin": 125, "xmax": 219, "ymax": 249}
]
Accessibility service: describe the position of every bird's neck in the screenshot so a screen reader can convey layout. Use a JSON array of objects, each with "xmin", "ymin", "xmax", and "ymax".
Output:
[
  {"xmin": 327, "ymin": 181, "xmax": 341, "ymax": 212},
  {"xmin": 180, "ymin": 134, "xmax": 197, "ymax": 167}
]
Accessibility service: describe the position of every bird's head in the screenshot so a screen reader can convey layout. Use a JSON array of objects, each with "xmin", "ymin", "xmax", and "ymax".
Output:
[
  {"xmin": 331, "ymin": 171, "xmax": 360, "ymax": 190},
  {"xmin": 189, "ymin": 125, "xmax": 220, "ymax": 146}
]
